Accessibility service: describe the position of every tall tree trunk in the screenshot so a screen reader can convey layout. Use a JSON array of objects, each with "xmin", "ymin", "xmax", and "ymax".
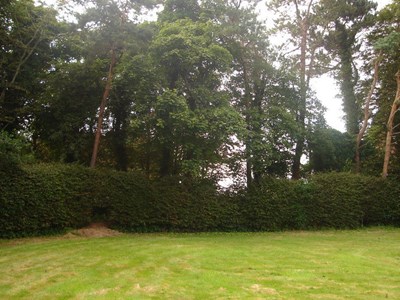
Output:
[
  {"xmin": 334, "ymin": 21, "xmax": 359, "ymax": 135},
  {"xmin": 246, "ymin": 152, "xmax": 253, "ymax": 186},
  {"xmin": 144, "ymin": 123, "xmax": 152, "ymax": 178},
  {"xmin": 382, "ymin": 70, "xmax": 400, "ymax": 178},
  {"xmin": 252, "ymin": 79, "xmax": 266, "ymax": 184},
  {"xmin": 160, "ymin": 146, "xmax": 172, "ymax": 177},
  {"xmin": 112, "ymin": 94, "xmax": 129, "ymax": 171},
  {"xmin": 90, "ymin": 47, "xmax": 117, "ymax": 168},
  {"xmin": 356, "ymin": 52, "xmax": 382, "ymax": 173},
  {"xmin": 241, "ymin": 59, "xmax": 253, "ymax": 187},
  {"xmin": 113, "ymin": 120, "xmax": 128, "ymax": 171},
  {"xmin": 340, "ymin": 52, "xmax": 359, "ymax": 135},
  {"xmin": 157, "ymin": 71, "xmax": 178, "ymax": 177},
  {"xmin": 292, "ymin": 18, "xmax": 308, "ymax": 180}
]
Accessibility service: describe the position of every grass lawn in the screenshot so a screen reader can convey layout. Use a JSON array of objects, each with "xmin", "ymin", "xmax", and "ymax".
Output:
[{"xmin": 0, "ymin": 228, "xmax": 399, "ymax": 299}]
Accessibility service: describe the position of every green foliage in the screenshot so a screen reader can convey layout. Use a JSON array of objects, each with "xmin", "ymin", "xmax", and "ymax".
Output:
[
  {"xmin": 151, "ymin": 18, "xmax": 233, "ymax": 85},
  {"xmin": 244, "ymin": 173, "xmax": 380, "ymax": 230},
  {"xmin": 149, "ymin": 17, "xmax": 242, "ymax": 177},
  {"xmin": 0, "ymin": 131, "xmax": 34, "ymax": 170},
  {"xmin": 318, "ymin": 0, "xmax": 377, "ymax": 134},
  {"xmin": 156, "ymin": 89, "xmax": 190, "ymax": 137},
  {"xmin": 307, "ymin": 173, "xmax": 364, "ymax": 228},
  {"xmin": 308, "ymin": 128, "xmax": 354, "ymax": 172},
  {"xmin": 0, "ymin": 165, "xmax": 69, "ymax": 238},
  {"xmin": 374, "ymin": 31, "xmax": 400, "ymax": 52},
  {"xmin": 1, "ymin": 165, "xmax": 399, "ymax": 238},
  {"xmin": 159, "ymin": 0, "xmax": 201, "ymax": 22},
  {"xmin": 245, "ymin": 178, "xmax": 302, "ymax": 231},
  {"xmin": 308, "ymin": 173, "xmax": 400, "ymax": 227},
  {"xmin": 2, "ymin": 0, "xmax": 399, "ymax": 184},
  {"xmin": 361, "ymin": 176, "xmax": 400, "ymax": 226},
  {"xmin": 0, "ymin": 0, "xmax": 60, "ymax": 131},
  {"xmin": 35, "ymin": 61, "xmax": 103, "ymax": 163},
  {"xmin": 363, "ymin": 0, "xmax": 400, "ymax": 177}
]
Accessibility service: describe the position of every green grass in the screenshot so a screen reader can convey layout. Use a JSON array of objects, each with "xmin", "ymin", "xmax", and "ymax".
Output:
[{"xmin": 0, "ymin": 228, "xmax": 399, "ymax": 299}]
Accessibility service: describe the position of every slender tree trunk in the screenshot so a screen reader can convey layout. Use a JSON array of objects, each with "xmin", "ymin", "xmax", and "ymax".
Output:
[
  {"xmin": 241, "ymin": 58, "xmax": 253, "ymax": 187},
  {"xmin": 160, "ymin": 146, "xmax": 172, "ymax": 177},
  {"xmin": 382, "ymin": 70, "xmax": 400, "ymax": 178},
  {"xmin": 340, "ymin": 52, "xmax": 359, "ymax": 135},
  {"xmin": 113, "ymin": 122, "xmax": 128, "ymax": 171},
  {"xmin": 252, "ymin": 79, "xmax": 266, "ymax": 184},
  {"xmin": 334, "ymin": 21, "xmax": 359, "ymax": 136},
  {"xmin": 246, "ymin": 153, "xmax": 253, "ymax": 186},
  {"xmin": 145, "ymin": 123, "xmax": 152, "ymax": 178},
  {"xmin": 356, "ymin": 52, "xmax": 382, "ymax": 173},
  {"xmin": 157, "ymin": 73, "xmax": 178, "ymax": 177},
  {"xmin": 292, "ymin": 19, "xmax": 308, "ymax": 180},
  {"xmin": 90, "ymin": 47, "xmax": 117, "ymax": 168}
]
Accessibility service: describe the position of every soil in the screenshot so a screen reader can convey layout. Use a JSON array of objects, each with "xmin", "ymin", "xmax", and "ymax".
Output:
[{"xmin": 65, "ymin": 222, "xmax": 122, "ymax": 238}]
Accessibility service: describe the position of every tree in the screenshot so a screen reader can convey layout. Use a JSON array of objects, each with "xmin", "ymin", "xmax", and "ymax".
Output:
[
  {"xmin": 320, "ymin": 0, "xmax": 376, "ymax": 135},
  {"xmin": 378, "ymin": 1, "xmax": 400, "ymax": 178},
  {"xmin": 109, "ymin": 55, "xmax": 157, "ymax": 171},
  {"xmin": 77, "ymin": 0, "xmax": 130, "ymax": 168},
  {"xmin": 308, "ymin": 127, "xmax": 354, "ymax": 172},
  {"xmin": 202, "ymin": 0, "xmax": 302, "ymax": 185},
  {"xmin": 205, "ymin": 0, "xmax": 271, "ymax": 185},
  {"xmin": 0, "ymin": 0, "xmax": 59, "ymax": 132},
  {"xmin": 268, "ymin": 0, "xmax": 328, "ymax": 179},
  {"xmin": 383, "ymin": 70, "xmax": 400, "ymax": 177},
  {"xmin": 355, "ymin": 50, "xmax": 382, "ymax": 173},
  {"xmin": 150, "ymin": 14, "xmax": 242, "ymax": 177},
  {"xmin": 361, "ymin": 0, "xmax": 400, "ymax": 178},
  {"xmin": 159, "ymin": 0, "xmax": 201, "ymax": 22},
  {"xmin": 0, "ymin": 130, "xmax": 34, "ymax": 170},
  {"xmin": 68, "ymin": 0, "xmax": 160, "ymax": 168},
  {"xmin": 34, "ymin": 60, "xmax": 103, "ymax": 163}
]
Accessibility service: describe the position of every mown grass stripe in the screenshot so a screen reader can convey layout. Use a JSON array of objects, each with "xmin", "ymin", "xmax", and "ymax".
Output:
[{"xmin": 0, "ymin": 228, "xmax": 399, "ymax": 299}]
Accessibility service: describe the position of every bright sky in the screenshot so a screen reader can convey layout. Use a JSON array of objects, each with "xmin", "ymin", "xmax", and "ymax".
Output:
[{"xmin": 312, "ymin": 75, "xmax": 345, "ymax": 132}]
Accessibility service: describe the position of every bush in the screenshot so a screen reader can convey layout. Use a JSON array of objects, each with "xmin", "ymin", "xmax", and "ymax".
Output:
[
  {"xmin": 361, "ymin": 177, "xmax": 400, "ymax": 226},
  {"xmin": 244, "ymin": 178, "xmax": 301, "ymax": 231},
  {"xmin": 0, "ymin": 131, "xmax": 34, "ymax": 171},
  {"xmin": 107, "ymin": 172, "xmax": 156, "ymax": 231},
  {"xmin": 0, "ymin": 165, "xmax": 70, "ymax": 238},
  {"xmin": 1, "ymin": 165, "xmax": 399, "ymax": 238},
  {"xmin": 242, "ymin": 173, "xmax": 400, "ymax": 230},
  {"xmin": 306, "ymin": 173, "xmax": 364, "ymax": 229}
]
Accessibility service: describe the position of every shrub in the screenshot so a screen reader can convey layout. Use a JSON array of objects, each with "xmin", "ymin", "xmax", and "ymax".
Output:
[
  {"xmin": 0, "ymin": 131, "xmax": 34, "ymax": 171},
  {"xmin": 1, "ymin": 165, "xmax": 399, "ymax": 238},
  {"xmin": 244, "ymin": 178, "xmax": 301, "ymax": 231},
  {"xmin": 361, "ymin": 177, "xmax": 400, "ymax": 226},
  {"xmin": 123, "ymin": 176, "xmax": 226, "ymax": 232},
  {"xmin": 0, "ymin": 165, "xmax": 69, "ymax": 238},
  {"xmin": 106, "ymin": 171, "xmax": 156, "ymax": 231},
  {"xmin": 306, "ymin": 173, "xmax": 364, "ymax": 229}
]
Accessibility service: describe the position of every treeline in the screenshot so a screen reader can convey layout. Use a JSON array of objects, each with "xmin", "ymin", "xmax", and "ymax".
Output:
[
  {"xmin": 1, "ymin": 0, "xmax": 400, "ymax": 185},
  {"xmin": 1, "ymin": 164, "xmax": 399, "ymax": 238}
]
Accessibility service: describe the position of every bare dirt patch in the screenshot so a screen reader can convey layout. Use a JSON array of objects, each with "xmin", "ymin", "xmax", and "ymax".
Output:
[
  {"xmin": 0, "ymin": 223, "xmax": 123, "ymax": 246},
  {"xmin": 65, "ymin": 223, "xmax": 122, "ymax": 238},
  {"xmin": 89, "ymin": 287, "xmax": 121, "ymax": 296},
  {"xmin": 246, "ymin": 284, "xmax": 278, "ymax": 295}
]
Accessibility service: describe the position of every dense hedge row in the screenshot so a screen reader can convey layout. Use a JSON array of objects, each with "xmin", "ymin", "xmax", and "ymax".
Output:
[{"xmin": 1, "ymin": 164, "xmax": 399, "ymax": 238}]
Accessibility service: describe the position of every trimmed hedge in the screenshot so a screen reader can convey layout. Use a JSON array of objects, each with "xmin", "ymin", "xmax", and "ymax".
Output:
[{"xmin": 1, "ymin": 165, "xmax": 399, "ymax": 238}]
